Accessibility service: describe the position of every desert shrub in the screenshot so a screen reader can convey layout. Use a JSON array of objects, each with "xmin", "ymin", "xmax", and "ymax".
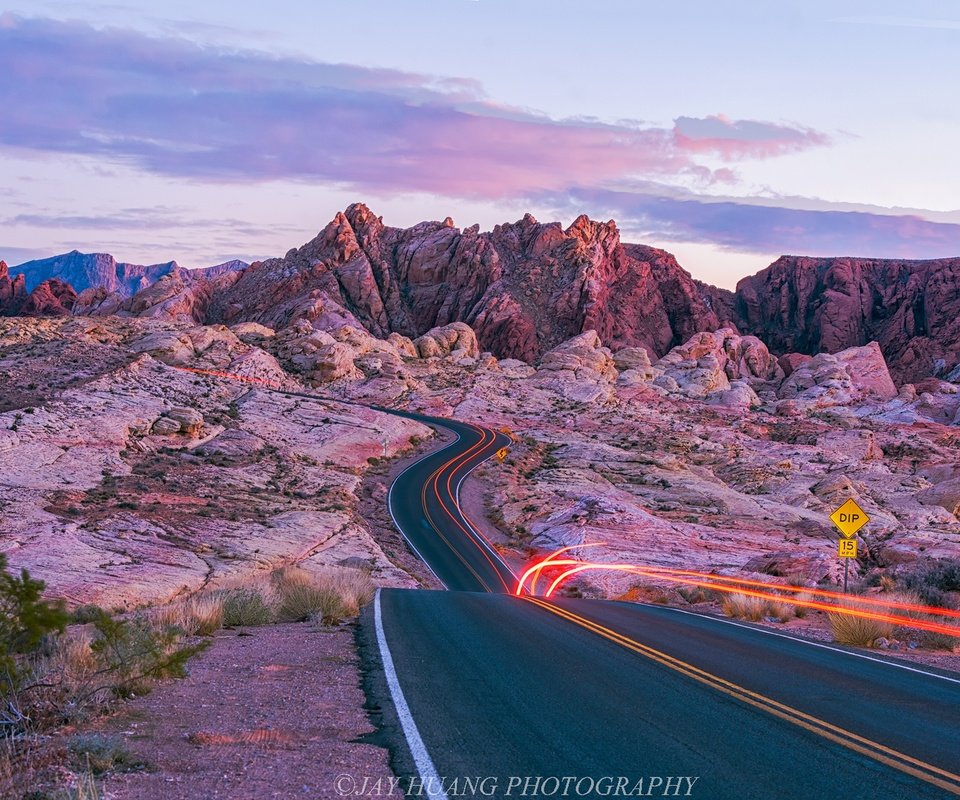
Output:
[
  {"xmin": 0, "ymin": 554, "xmax": 70, "ymax": 688},
  {"xmin": 151, "ymin": 595, "xmax": 223, "ymax": 637},
  {"xmin": 2, "ymin": 594, "xmax": 207, "ymax": 740},
  {"xmin": 86, "ymin": 613, "xmax": 209, "ymax": 699},
  {"xmin": 676, "ymin": 586, "xmax": 714, "ymax": 605},
  {"xmin": 68, "ymin": 734, "xmax": 144, "ymax": 775},
  {"xmin": 219, "ymin": 588, "xmax": 273, "ymax": 627},
  {"xmin": 721, "ymin": 592, "xmax": 795, "ymax": 622},
  {"xmin": 70, "ymin": 605, "xmax": 106, "ymax": 625},
  {"xmin": 897, "ymin": 559, "xmax": 960, "ymax": 607},
  {"xmin": 792, "ymin": 591, "xmax": 815, "ymax": 618},
  {"xmin": 828, "ymin": 599, "xmax": 895, "ymax": 647},
  {"xmin": 764, "ymin": 598, "xmax": 795, "ymax": 623},
  {"xmin": 273, "ymin": 566, "xmax": 374, "ymax": 624}
]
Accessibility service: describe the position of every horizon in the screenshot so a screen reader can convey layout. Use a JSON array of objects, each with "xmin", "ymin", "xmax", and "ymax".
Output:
[
  {"xmin": 2, "ymin": 2, "xmax": 959, "ymax": 289},
  {"xmin": 6, "ymin": 202, "xmax": 960, "ymax": 293}
]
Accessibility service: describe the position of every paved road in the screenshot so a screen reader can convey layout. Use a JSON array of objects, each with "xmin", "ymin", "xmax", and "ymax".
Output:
[
  {"xmin": 366, "ymin": 415, "xmax": 960, "ymax": 799},
  {"xmin": 383, "ymin": 410, "xmax": 515, "ymax": 593},
  {"xmin": 180, "ymin": 367, "xmax": 960, "ymax": 797},
  {"xmin": 368, "ymin": 590, "xmax": 960, "ymax": 800}
]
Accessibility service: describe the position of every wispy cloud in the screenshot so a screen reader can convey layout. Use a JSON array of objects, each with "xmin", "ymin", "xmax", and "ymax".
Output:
[
  {"xmin": 3, "ymin": 206, "xmax": 300, "ymax": 237},
  {"xmin": 0, "ymin": 14, "xmax": 826, "ymax": 199},
  {"xmin": 546, "ymin": 187, "xmax": 960, "ymax": 259},
  {"xmin": 673, "ymin": 115, "xmax": 830, "ymax": 160},
  {"xmin": 1, "ymin": 13, "xmax": 953, "ymax": 261}
]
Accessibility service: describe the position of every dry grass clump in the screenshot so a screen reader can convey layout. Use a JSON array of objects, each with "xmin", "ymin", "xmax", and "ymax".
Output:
[
  {"xmin": 828, "ymin": 601, "xmax": 895, "ymax": 647},
  {"xmin": 721, "ymin": 592, "xmax": 794, "ymax": 622},
  {"xmin": 68, "ymin": 733, "xmax": 145, "ymax": 776},
  {"xmin": 273, "ymin": 566, "xmax": 374, "ymax": 624},
  {"xmin": 152, "ymin": 594, "xmax": 224, "ymax": 636},
  {"xmin": 825, "ymin": 592, "xmax": 922, "ymax": 647},
  {"xmin": 791, "ymin": 591, "xmax": 815, "ymax": 618}
]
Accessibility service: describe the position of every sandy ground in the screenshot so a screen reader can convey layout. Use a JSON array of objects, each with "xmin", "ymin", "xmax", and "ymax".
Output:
[{"xmin": 96, "ymin": 623, "xmax": 400, "ymax": 800}]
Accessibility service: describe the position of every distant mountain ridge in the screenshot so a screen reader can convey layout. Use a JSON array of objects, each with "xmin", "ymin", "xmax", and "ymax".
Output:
[
  {"xmin": 10, "ymin": 251, "xmax": 247, "ymax": 296},
  {"xmin": 4, "ymin": 207, "xmax": 960, "ymax": 382}
]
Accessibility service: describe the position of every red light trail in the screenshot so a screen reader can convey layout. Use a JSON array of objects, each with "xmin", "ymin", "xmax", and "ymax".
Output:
[{"xmin": 518, "ymin": 547, "xmax": 960, "ymax": 639}]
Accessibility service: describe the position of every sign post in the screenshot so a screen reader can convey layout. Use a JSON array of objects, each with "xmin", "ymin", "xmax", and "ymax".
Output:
[{"xmin": 830, "ymin": 498, "xmax": 869, "ymax": 593}]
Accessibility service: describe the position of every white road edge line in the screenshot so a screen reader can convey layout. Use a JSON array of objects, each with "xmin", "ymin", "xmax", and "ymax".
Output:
[
  {"xmin": 374, "ymin": 589, "xmax": 449, "ymax": 800},
  {"xmin": 387, "ymin": 431, "xmax": 461, "ymax": 590},
  {"xmin": 643, "ymin": 602, "xmax": 960, "ymax": 686}
]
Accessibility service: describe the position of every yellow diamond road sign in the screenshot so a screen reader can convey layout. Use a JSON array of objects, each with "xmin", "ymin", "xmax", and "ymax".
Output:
[{"xmin": 831, "ymin": 498, "xmax": 869, "ymax": 538}]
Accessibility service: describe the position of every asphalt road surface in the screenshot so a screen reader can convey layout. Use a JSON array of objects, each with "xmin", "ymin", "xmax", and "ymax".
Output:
[{"xmin": 364, "ymin": 414, "xmax": 960, "ymax": 800}]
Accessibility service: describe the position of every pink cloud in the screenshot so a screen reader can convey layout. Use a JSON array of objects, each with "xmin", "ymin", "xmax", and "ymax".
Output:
[
  {"xmin": 673, "ymin": 114, "xmax": 830, "ymax": 160},
  {"xmin": 0, "ymin": 16, "xmax": 824, "ymax": 198}
]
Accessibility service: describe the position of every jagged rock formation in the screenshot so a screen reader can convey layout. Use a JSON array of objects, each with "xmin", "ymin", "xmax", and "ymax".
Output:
[
  {"xmin": 203, "ymin": 204, "xmax": 732, "ymax": 363},
  {"xmin": 9, "ymin": 211, "xmax": 960, "ymax": 385},
  {"xmin": 0, "ymin": 261, "xmax": 27, "ymax": 311},
  {"xmin": 0, "ymin": 261, "xmax": 76, "ymax": 316},
  {"xmin": 736, "ymin": 255, "xmax": 960, "ymax": 383}
]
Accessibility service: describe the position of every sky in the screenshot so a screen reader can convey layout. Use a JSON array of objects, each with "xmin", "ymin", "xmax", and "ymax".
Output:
[{"xmin": 1, "ymin": 1, "xmax": 959, "ymax": 288}]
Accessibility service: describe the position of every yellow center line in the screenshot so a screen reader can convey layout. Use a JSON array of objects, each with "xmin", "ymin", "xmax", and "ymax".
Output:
[
  {"xmin": 420, "ymin": 437, "xmax": 491, "ymax": 592},
  {"xmin": 525, "ymin": 597, "xmax": 960, "ymax": 797}
]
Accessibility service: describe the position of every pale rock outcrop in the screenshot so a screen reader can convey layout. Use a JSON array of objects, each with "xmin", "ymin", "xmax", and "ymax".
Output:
[
  {"xmin": 707, "ymin": 380, "xmax": 761, "ymax": 409},
  {"xmin": 531, "ymin": 330, "xmax": 618, "ymax": 403},
  {"xmin": 916, "ymin": 479, "xmax": 960, "ymax": 517},
  {"xmin": 778, "ymin": 353, "xmax": 813, "ymax": 378},
  {"xmin": 655, "ymin": 329, "xmax": 783, "ymax": 401},
  {"xmin": 612, "ymin": 346, "xmax": 653, "ymax": 373},
  {"xmin": 314, "ymin": 342, "xmax": 363, "ymax": 382},
  {"xmin": 130, "ymin": 330, "xmax": 196, "ymax": 365},
  {"xmin": 153, "ymin": 407, "xmax": 204, "ymax": 437},
  {"xmin": 230, "ymin": 321, "xmax": 276, "ymax": 343},
  {"xmin": 612, "ymin": 346, "xmax": 656, "ymax": 387},
  {"xmin": 388, "ymin": 332, "xmax": 418, "ymax": 359},
  {"xmin": 777, "ymin": 341, "xmax": 897, "ymax": 409},
  {"xmin": 414, "ymin": 322, "xmax": 480, "ymax": 360}
]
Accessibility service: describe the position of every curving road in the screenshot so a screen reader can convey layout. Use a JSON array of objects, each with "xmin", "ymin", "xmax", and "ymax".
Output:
[
  {"xmin": 364, "ymin": 414, "xmax": 960, "ymax": 800},
  {"xmin": 382, "ymin": 410, "xmax": 516, "ymax": 593}
]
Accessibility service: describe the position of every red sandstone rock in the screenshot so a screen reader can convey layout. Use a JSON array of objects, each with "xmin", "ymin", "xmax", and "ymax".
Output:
[
  {"xmin": 0, "ymin": 261, "xmax": 27, "ymax": 314},
  {"xmin": 736, "ymin": 255, "xmax": 960, "ymax": 383},
  {"xmin": 18, "ymin": 279, "xmax": 77, "ymax": 316},
  {"xmin": 203, "ymin": 205, "xmax": 729, "ymax": 363}
]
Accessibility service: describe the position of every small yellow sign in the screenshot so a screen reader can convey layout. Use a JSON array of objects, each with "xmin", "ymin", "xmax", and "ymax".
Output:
[
  {"xmin": 837, "ymin": 538, "xmax": 858, "ymax": 559},
  {"xmin": 830, "ymin": 498, "xmax": 869, "ymax": 538},
  {"xmin": 496, "ymin": 447, "xmax": 509, "ymax": 461}
]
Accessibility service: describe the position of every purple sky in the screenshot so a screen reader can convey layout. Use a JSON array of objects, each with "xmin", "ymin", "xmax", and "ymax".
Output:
[{"xmin": 1, "ymin": 3, "xmax": 958, "ymax": 287}]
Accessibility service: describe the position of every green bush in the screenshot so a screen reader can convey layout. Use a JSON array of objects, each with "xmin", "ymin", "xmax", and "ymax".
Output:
[
  {"xmin": 898, "ymin": 559, "xmax": 960, "ymax": 607},
  {"xmin": 0, "ymin": 553, "xmax": 70, "ymax": 689},
  {"xmin": 220, "ymin": 588, "xmax": 273, "ymax": 627},
  {"xmin": 71, "ymin": 604, "xmax": 106, "ymax": 625},
  {"xmin": 68, "ymin": 734, "xmax": 145, "ymax": 775},
  {"xmin": 88, "ymin": 613, "xmax": 209, "ymax": 697}
]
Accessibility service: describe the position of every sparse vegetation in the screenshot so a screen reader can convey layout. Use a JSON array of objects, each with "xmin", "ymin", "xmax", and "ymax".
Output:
[
  {"xmin": 152, "ymin": 595, "xmax": 224, "ymax": 637},
  {"xmin": 897, "ymin": 558, "xmax": 960, "ymax": 608},
  {"xmin": 721, "ymin": 592, "xmax": 794, "ymax": 623},
  {"xmin": 273, "ymin": 566, "xmax": 374, "ymax": 624},
  {"xmin": 827, "ymin": 600, "xmax": 895, "ymax": 647},
  {"xmin": 219, "ymin": 587, "xmax": 273, "ymax": 627},
  {"xmin": 68, "ymin": 734, "xmax": 145, "ymax": 775}
]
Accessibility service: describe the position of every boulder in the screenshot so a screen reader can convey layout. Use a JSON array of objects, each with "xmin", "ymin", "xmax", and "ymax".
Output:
[
  {"xmin": 130, "ymin": 331, "xmax": 196, "ymax": 365},
  {"xmin": 414, "ymin": 322, "xmax": 480, "ymax": 359},
  {"xmin": 778, "ymin": 342, "xmax": 897, "ymax": 409},
  {"xmin": 166, "ymin": 407, "xmax": 204, "ymax": 437}
]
